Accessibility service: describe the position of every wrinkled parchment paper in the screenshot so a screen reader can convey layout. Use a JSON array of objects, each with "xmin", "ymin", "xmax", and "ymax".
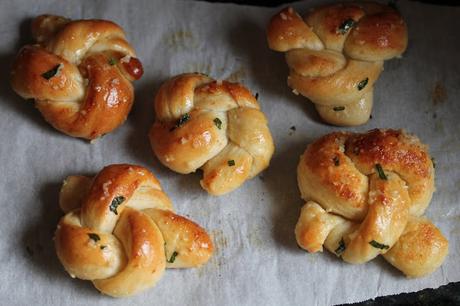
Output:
[{"xmin": 0, "ymin": 0, "xmax": 459, "ymax": 305}]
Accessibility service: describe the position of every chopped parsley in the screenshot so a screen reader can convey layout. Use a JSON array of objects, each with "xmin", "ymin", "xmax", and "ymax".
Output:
[
  {"xmin": 334, "ymin": 238, "xmax": 346, "ymax": 255},
  {"xmin": 228, "ymin": 160, "xmax": 235, "ymax": 166},
  {"xmin": 108, "ymin": 57, "xmax": 117, "ymax": 65},
  {"xmin": 170, "ymin": 113, "xmax": 191, "ymax": 131},
  {"xmin": 213, "ymin": 118, "xmax": 222, "ymax": 129},
  {"xmin": 357, "ymin": 78, "xmax": 369, "ymax": 91},
  {"xmin": 167, "ymin": 251, "xmax": 179, "ymax": 263},
  {"xmin": 290, "ymin": 126, "xmax": 296, "ymax": 131},
  {"xmin": 41, "ymin": 64, "xmax": 62, "ymax": 80},
  {"xmin": 88, "ymin": 233, "xmax": 100, "ymax": 242},
  {"xmin": 333, "ymin": 156, "xmax": 340, "ymax": 166},
  {"xmin": 369, "ymin": 240, "xmax": 390, "ymax": 250},
  {"xmin": 375, "ymin": 164, "xmax": 387, "ymax": 180},
  {"xmin": 109, "ymin": 196, "xmax": 125, "ymax": 215},
  {"xmin": 431, "ymin": 157, "xmax": 436, "ymax": 169},
  {"xmin": 177, "ymin": 113, "xmax": 190, "ymax": 126},
  {"xmin": 333, "ymin": 106, "xmax": 345, "ymax": 111},
  {"xmin": 255, "ymin": 93, "xmax": 259, "ymax": 100},
  {"xmin": 338, "ymin": 19, "xmax": 355, "ymax": 34}
]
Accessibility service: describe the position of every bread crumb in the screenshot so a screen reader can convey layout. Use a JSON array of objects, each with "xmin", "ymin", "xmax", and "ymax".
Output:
[
  {"xmin": 120, "ymin": 55, "xmax": 131, "ymax": 63},
  {"xmin": 102, "ymin": 180, "xmax": 112, "ymax": 197}
]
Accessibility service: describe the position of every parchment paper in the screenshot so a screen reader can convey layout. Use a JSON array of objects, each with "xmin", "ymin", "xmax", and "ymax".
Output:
[{"xmin": 0, "ymin": 0, "xmax": 459, "ymax": 305}]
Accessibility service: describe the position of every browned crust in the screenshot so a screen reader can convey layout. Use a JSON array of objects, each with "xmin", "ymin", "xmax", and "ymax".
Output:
[
  {"xmin": 296, "ymin": 129, "xmax": 445, "ymax": 276},
  {"xmin": 150, "ymin": 73, "xmax": 274, "ymax": 195},
  {"xmin": 10, "ymin": 15, "xmax": 143, "ymax": 139},
  {"xmin": 345, "ymin": 129, "xmax": 431, "ymax": 178},
  {"xmin": 55, "ymin": 164, "xmax": 214, "ymax": 296},
  {"xmin": 266, "ymin": 3, "xmax": 408, "ymax": 126}
]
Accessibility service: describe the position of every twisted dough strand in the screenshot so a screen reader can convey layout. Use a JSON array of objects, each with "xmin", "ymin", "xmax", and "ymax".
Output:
[
  {"xmin": 150, "ymin": 73, "xmax": 274, "ymax": 195},
  {"xmin": 295, "ymin": 130, "xmax": 448, "ymax": 277},
  {"xmin": 55, "ymin": 164, "xmax": 213, "ymax": 297},
  {"xmin": 267, "ymin": 3, "xmax": 407, "ymax": 126},
  {"xmin": 11, "ymin": 15, "xmax": 143, "ymax": 139}
]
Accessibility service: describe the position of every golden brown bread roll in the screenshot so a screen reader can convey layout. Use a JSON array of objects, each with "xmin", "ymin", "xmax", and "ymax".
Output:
[
  {"xmin": 266, "ymin": 3, "xmax": 408, "ymax": 126},
  {"xmin": 295, "ymin": 129, "xmax": 448, "ymax": 277},
  {"xmin": 55, "ymin": 164, "xmax": 213, "ymax": 297},
  {"xmin": 383, "ymin": 216, "xmax": 449, "ymax": 278},
  {"xmin": 149, "ymin": 73, "xmax": 275, "ymax": 196},
  {"xmin": 11, "ymin": 15, "xmax": 144, "ymax": 139}
]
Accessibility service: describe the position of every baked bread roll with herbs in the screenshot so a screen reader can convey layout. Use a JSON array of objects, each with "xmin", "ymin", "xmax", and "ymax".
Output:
[
  {"xmin": 11, "ymin": 15, "xmax": 143, "ymax": 139},
  {"xmin": 295, "ymin": 129, "xmax": 448, "ymax": 277},
  {"xmin": 150, "ymin": 73, "xmax": 275, "ymax": 196},
  {"xmin": 266, "ymin": 3, "xmax": 407, "ymax": 126},
  {"xmin": 55, "ymin": 164, "xmax": 213, "ymax": 297}
]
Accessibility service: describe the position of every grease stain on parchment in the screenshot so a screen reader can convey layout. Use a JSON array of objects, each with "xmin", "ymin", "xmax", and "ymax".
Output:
[
  {"xmin": 226, "ymin": 67, "xmax": 248, "ymax": 83},
  {"xmin": 432, "ymin": 82, "xmax": 448, "ymax": 105},
  {"xmin": 212, "ymin": 228, "xmax": 228, "ymax": 251},
  {"xmin": 247, "ymin": 225, "xmax": 264, "ymax": 249},
  {"xmin": 163, "ymin": 30, "xmax": 198, "ymax": 51},
  {"xmin": 434, "ymin": 119, "xmax": 445, "ymax": 134},
  {"xmin": 181, "ymin": 64, "xmax": 248, "ymax": 83},
  {"xmin": 185, "ymin": 63, "xmax": 213, "ymax": 76},
  {"xmin": 198, "ymin": 229, "xmax": 227, "ymax": 278}
]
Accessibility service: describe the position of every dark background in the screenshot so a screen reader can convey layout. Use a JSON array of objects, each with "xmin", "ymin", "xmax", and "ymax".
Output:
[{"xmin": 207, "ymin": 0, "xmax": 460, "ymax": 6}]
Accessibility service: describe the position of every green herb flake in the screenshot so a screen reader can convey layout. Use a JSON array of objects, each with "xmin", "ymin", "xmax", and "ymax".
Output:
[
  {"xmin": 333, "ymin": 106, "xmax": 345, "ymax": 111},
  {"xmin": 213, "ymin": 118, "xmax": 222, "ymax": 129},
  {"xmin": 170, "ymin": 113, "xmax": 191, "ymax": 131},
  {"xmin": 334, "ymin": 238, "xmax": 346, "ymax": 255},
  {"xmin": 178, "ymin": 113, "xmax": 191, "ymax": 126},
  {"xmin": 41, "ymin": 64, "xmax": 62, "ymax": 80},
  {"xmin": 228, "ymin": 160, "xmax": 235, "ymax": 166},
  {"xmin": 255, "ymin": 93, "xmax": 259, "ymax": 100},
  {"xmin": 88, "ymin": 233, "xmax": 101, "ymax": 242},
  {"xmin": 333, "ymin": 156, "xmax": 340, "ymax": 166},
  {"xmin": 100, "ymin": 245, "xmax": 107, "ymax": 250},
  {"xmin": 431, "ymin": 157, "xmax": 436, "ymax": 169},
  {"xmin": 108, "ymin": 57, "xmax": 117, "ymax": 66},
  {"xmin": 290, "ymin": 126, "xmax": 296, "ymax": 131},
  {"xmin": 357, "ymin": 78, "xmax": 369, "ymax": 91},
  {"xmin": 167, "ymin": 251, "xmax": 179, "ymax": 263},
  {"xmin": 338, "ymin": 18, "xmax": 356, "ymax": 35},
  {"xmin": 109, "ymin": 196, "xmax": 125, "ymax": 215},
  {"xmin": 375, "ymin": 164, "xmax": 388, "ymax": 180},
  {"xmin": 369, "ymin": 240, "xmax": 390, "ymax": 250}
]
